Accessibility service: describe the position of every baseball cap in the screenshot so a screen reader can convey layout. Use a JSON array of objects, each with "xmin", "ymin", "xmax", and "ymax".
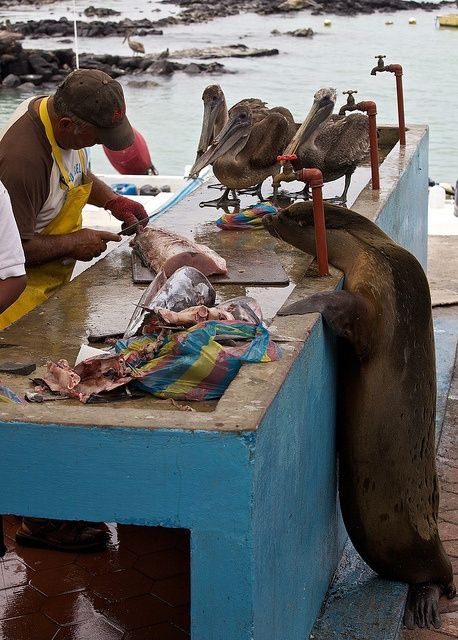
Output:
[{"xmin": 55, "ymin": 69, "xmax": 134, "ymax": 150}]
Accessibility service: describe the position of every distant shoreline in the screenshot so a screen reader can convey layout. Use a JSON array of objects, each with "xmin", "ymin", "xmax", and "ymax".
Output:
[{"xmin": 0, "ymin": 0, "xmax": 456, "ymax": 39}]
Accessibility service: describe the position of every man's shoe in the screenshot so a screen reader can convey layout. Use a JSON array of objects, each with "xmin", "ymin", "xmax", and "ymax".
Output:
[{"xmin": 16, "ymin": 518, "xmax": 109, "ymax": 552}]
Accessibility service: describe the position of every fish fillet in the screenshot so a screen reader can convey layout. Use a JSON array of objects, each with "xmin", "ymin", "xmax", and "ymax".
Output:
[{"xmin": 131, "ymin": 227, "xmax": 227, "ymax": 277}]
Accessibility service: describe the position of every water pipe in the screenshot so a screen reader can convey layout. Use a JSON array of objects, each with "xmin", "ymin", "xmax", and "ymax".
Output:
[
  {"xmin": 339, "ymin": 96, "xmax": 380, "ymax": 191},
  {"xmin": 371, "ymin": 55, "xmax": 406, "ymax": 146},
  {"xmin": 274, "ymin": 157, "xmax": 329, "ymax": 277}
]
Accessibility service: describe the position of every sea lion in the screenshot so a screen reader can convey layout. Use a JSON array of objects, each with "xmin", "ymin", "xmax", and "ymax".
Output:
[{"xmin": 263, "ymin": 201, "xmax": 456, "ymax": 629}]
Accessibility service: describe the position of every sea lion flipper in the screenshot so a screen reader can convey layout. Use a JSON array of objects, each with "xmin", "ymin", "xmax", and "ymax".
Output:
[
  {"xmin": 279, "ymin": 290, "xmax": 372, "ymax": 348},
  {"xmin": 404, "ymin": 584, "xmax": 442, "ymax": 629}
]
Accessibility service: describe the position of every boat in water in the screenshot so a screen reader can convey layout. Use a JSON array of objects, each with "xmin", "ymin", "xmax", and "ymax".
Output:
[{"xmin": 436, "ymin": 14, "xmax": 458, "ymax": 28}]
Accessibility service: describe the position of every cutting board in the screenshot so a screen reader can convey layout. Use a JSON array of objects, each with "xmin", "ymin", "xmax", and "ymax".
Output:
[{"xmin": 131, "ymin": 251, "xmax": 289, "ymax": 286}]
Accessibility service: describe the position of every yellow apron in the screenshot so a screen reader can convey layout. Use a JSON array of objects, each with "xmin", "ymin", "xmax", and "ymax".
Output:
[{"xmin": 0, "ymin": 97, "xmax": 93, "ymax": 329}]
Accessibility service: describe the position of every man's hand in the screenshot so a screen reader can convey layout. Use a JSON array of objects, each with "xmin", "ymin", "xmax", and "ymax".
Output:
[
  {"xmin": 66, "ymin": 229, "xmax": 121, "ymax": 261},
  {"xmin": 104, "ymin": 195, "xmax": 148, "ymax": 235}
]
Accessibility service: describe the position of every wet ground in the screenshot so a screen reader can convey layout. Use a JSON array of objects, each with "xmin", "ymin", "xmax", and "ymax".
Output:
[{"xmin": 0, "ymin": 522, "xmax": 190, "ymax": 639}]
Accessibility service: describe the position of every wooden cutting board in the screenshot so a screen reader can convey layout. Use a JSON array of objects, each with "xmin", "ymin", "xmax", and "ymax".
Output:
[{"xmin": 131, "ymin": 251, "xmax": 289, "ymax": 286}]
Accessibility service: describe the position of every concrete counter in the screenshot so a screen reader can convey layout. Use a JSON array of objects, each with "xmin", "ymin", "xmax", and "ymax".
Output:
[{"xmin": 0, "ymin": 125, "xmax": 428, "ymax": 639}]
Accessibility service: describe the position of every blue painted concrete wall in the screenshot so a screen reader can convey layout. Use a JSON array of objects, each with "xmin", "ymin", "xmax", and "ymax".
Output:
[
  {"xmin": 253, "ymin": 321, "xmax": 346, "ymax": 639},
  {"xmin": 376, "ymin": 130, "xmax": 429, "ymax": 268},
  {"xmin": 0, "ymin": 423, "xmax": 256, "ymax": 639}
]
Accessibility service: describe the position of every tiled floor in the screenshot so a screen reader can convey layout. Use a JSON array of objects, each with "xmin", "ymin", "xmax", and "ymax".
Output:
[
  {"xmin": 0, "ymin": 521, "xmax": 190, "ymax": 639},
  {"xmin": 402, "ymin": 349, "xmax": 458, "ymax": 640}
]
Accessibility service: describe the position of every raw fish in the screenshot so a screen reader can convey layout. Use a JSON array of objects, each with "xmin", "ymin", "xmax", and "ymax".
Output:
[{"xmin": 131, "ymin": 226, "xmax": 227, "ymax": 277}]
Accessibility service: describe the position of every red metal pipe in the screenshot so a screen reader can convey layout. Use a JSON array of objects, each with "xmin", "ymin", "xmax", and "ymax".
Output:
[
  {"xmin": 351, "ymin": 101, "xmax": 380, "ymax": 191},
  {"xmin": 372, "ymin": 61, "xmax": 406, "ymax": 146},
  {"xmin": 295, "ymin": 168, "xmax": 329, "ymax": 276},
  {"xmin": 384, "ymin": 66, "xmax": 407, "ymax": 146}
]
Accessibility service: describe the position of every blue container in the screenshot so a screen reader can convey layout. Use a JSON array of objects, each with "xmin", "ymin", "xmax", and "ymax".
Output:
[{"xmin": 111, "ymin": 183, "xmax": 138, "ymax": 196}]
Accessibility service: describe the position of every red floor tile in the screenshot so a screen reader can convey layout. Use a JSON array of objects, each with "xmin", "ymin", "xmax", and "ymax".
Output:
[
  {"xmin": 123, "ymin": 622, "xmax": 189, "ymax": 639},
  {"xmin": 0, "ymin": 556, "xmax": 34, "ymax": 589},
  {"xmin": 29, "ymin": 563, "xmax": 91, "ymax": 597},
  {"xmin": 89, "ymin": 568, "xmax": 153, "ymax": 602},
  {"xmin": 0, "ymin": 611, "xmax": 58, "ymax": 639},
  {"xmin": 76, "ymin": 546, "xmax": 137, "ymax": 576},
  {"xmin": 135, "ymin": 548, "xmax": 189, "ymax": 581},
  {"xmin": 54, "ymin": 615, "xmax": 124, "ymax": 640},
  {"xmin": 151, "ymin": 574, "xmax": 191, "ymax": 607},
  {"xmin": 0, "ymin": 584, "xmax": 46, "ymax": 619},
  {"xmin": 41, "ymin": 591, "xmax": 98, "ymax": 625},
  {"xmin": 0, "ymin": 524, "xmax": 190, "ymax": 638},
  {"xmin": 101, "ymin": 594, "xmax": 173, "ymax": 630}
]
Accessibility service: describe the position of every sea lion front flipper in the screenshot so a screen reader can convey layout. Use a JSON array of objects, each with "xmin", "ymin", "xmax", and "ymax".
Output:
[
  {"xmin": 279, "ymin": 291, "xmax": 374, "ymax": 358},
  {"xmin": 403, "ymin": 583, "xmax": 442, "ymax": 629}
]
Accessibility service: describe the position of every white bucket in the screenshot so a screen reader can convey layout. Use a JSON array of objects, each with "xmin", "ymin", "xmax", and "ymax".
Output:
[{"xmin": 429, "ymin": 184, "xmax": 446, "ymax": 208}]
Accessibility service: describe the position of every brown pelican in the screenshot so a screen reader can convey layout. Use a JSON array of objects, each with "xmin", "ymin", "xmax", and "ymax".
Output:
[
  {"xmin": 193, "ymin": 85, "xmax": 229, "ymax": 164},
  {"xmin": 190, "ymin": 99, "xmax": 296, "ymax": 207},
  {"xmin": 284, "ymin": 87, "xmax": 369, "ymax": 202},
  {"xmin": 123, "ymin": 32, "xmax": 145, "ymax": 56}
]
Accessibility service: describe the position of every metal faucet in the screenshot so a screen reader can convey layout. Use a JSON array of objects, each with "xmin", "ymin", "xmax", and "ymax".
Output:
[
  {"xmin": 338, "ymin": 90, "xmax": 358, "ymax": 116},
  {"xmin": 371, "ymin": 54, "xmax": 386, "ymax": 75}
]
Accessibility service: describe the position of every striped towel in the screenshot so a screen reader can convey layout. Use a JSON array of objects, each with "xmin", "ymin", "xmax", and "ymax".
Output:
[
  {"xmin": 0, "ymin": 384, "xmax": 24, "ymax": 404},
  {"xmin": 115, "ymin": 320, "xmax": 280, "ymax": 401},
  {"xmin": 215, "ymin": 201, "xmax": 278, "ymax": 230}
]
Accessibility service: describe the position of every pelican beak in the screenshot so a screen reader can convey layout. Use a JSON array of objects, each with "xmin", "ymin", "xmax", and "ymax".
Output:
[
  {"xmin": 285, "ymin": 97, "xmax": 334, "ymax": 155},
  {"xmin": 196, "ymin": 100, "xmax": 221, "ymax": 156},
  {"xmin": 189, "ymin": 115, "xmax": 249, "ymax": 177}
]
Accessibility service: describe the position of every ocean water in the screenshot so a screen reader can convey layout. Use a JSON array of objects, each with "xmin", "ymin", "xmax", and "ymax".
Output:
[{"xmin": 0, "ymin": 0, "xmax": 456, "ymax": 183}]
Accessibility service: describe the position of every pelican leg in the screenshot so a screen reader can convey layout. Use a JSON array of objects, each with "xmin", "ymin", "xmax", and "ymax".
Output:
[
  {"xmin": 199, "ymin": 188, "xmax": 240, "ymax": 208},
  {"xmin": 236, "ymin": 182, "xmax": 265, "ymax": 201},
  {"xmin": 280, "ymin": 183, "xmax": 311, "ymax": 201},
  {"xmin": 207, "ymin": 182, "xmax": 227, "ymax": 192},
  {"xmin": 325, "ymin": 170, "xmax": 353, "ymax": 204}
]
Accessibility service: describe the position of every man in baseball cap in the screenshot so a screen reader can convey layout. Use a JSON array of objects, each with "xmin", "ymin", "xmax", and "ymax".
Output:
[
  {"xmin": 0, "ymin": 69, "xmax": 149, "ymax": 551},
  {"xmin": 54, "ymin": 68, "xmax": 135, "ymax": 150}
]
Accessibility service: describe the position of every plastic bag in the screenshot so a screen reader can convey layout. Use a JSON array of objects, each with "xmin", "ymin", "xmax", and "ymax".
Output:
[{"xmin": 114, "ymin": 320, "xmax": 280, "ymax": 401}]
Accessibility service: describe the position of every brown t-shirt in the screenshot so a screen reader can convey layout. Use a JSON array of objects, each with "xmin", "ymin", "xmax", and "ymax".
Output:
[{"xmin": 0, "ymin": 98, "xmax": 86, "ymax": 240}]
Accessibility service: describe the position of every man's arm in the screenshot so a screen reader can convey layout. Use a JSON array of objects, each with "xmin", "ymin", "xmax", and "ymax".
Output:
[
  {"xmin": 23, "ymin": 229, "xmax": 121, "ymax": 265},
  {"xmin": 0, "ymin": 275, "xmax": 26, "ymax": 314},
  {"xmin": 86, "ymin": 171, "xmax": 118, "ymax": 208},
  {"xmin": 86, "ymin": 171, "xmax": 148, "ymax": 233}
]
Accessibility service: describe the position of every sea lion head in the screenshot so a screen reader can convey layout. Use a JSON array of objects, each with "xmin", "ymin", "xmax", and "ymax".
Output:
[{"xmin": 263, "ymin": 201, "xmax": 322, "ymax": 254}]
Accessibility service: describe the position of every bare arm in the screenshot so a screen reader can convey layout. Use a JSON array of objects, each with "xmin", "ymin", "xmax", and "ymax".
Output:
[
  {"xmin": 0, "ymin": 275, "xmax": 27, "ymax": 313},
  {"xmin": 86, "ymin": 171, "xmax": 119, "ymax": 208},
  {"xmin": 23, "ymin": 229, "xmax": 121, "ymax": 265}
]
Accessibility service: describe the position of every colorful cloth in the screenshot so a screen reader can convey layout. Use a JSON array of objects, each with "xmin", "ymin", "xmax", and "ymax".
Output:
[
  {"xmin": 215, "ymin": 201, "xmax": 278, "ymax": 230},
  {"xmin": 0, "ymin": 384, "xmax": 25, "ymax": 404},
  {"xmin": 114, "ymin": 320, "xmax": 280, "ymax": 401}
]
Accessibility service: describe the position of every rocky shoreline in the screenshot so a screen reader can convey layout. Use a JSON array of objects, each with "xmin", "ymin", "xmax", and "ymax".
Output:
[
  {"xmin": 0, "ymin": 0, "xmax": 455, "ymax": 89},
  {"xmin": 0, "ymin": 0, "xmax": 456, "ymax": 39}
]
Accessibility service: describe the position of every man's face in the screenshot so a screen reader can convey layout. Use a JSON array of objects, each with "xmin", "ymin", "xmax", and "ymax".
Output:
[{"xmin": 56, "ymin": 116, "xmax": 100, "ymax": 149}]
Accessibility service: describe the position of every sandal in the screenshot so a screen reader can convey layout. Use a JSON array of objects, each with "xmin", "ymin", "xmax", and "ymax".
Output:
[{"xmin": 16, "ymin": 518, "xmax": 109, "ymax": 552}]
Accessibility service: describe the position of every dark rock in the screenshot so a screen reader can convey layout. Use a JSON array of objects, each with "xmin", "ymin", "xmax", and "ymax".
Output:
[
  {"xmin": 84, "ymin": 6, "xmax": 121, "ymax": 18},
  {"xmin": 287, "ymin": 27, "xmax": 314, "ymax": 36},
  {"xmin": 146, "ymin": 59, "xmax": 175, "ymax": 75},
  {"xmin": 184, "ymin": 62, "xmax": 202, "ymax": 74},
  {"xmin": 1, "ymin": 72, "xmax": 20, "ymax": 87},
  {"xmin": 28, "ymin": 53, "xmax": 58, "ymax": 80}
]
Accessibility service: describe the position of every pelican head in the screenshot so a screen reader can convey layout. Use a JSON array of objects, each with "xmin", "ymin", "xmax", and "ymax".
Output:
[
  {"xmin": 189, "ymin": 104, "xmax": 252, "ymax": 177},
  {"xmin": 285, "ymin": 87, "xmax": 337, "ymax": 155},
  {"xmin": 196, "ymin": 84, "xmax": 228, "ymax": 157}
]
